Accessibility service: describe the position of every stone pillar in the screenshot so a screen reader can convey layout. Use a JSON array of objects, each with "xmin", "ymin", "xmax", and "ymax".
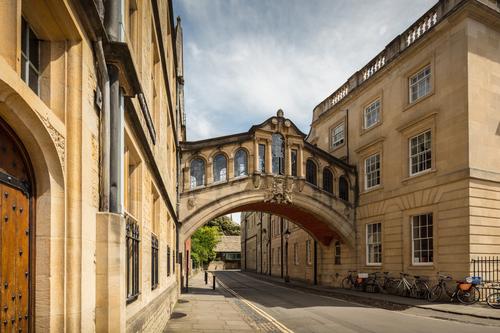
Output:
[
  {"xmin": 265, "ymin": 139, "xmax": 272, "ymax": 174},
  {"xmin": 207, "ymin": 159, "xmax": 213, "ymax": 184},
  {"xmin": 253, "ymin": 139, "xmax": 259, "ymax": 173},
  {"xmin": 285, "ymin": 142, "xmax": 292, "ymax": 176},
  {"xmin": 228, "ymin": 156, "xmax": 234, "ymax": 179},
  {"xmin": 298, "ymin": 146, "xmax": 304, "ymax": 178},
  {"xmin": 66, "ymin": 41, "xmax": 83, "ymax": 331},
  {"xmin": 0, "ymin": 0, "xmax": 20, "ymax": 70},
  {"xmin": 96, "ymin": 213, "xmax": 126, "ymax": 333}
]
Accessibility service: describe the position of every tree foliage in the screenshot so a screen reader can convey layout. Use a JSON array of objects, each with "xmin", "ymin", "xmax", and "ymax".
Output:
[
  {"xmin": 206, "ymin": 216, "xmax": 240, "ymax": 236},
  {"xmin": 190, "ymin": 226, "xmax": 221, "ymax": 267}
]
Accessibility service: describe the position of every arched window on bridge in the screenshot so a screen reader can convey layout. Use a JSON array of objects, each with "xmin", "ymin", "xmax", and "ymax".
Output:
[
  {"xmin": 306, "ymin": 159, "xmax": 317, "ymax": 185},
  {"xmin": 190, "ymin": 158, "xmax": 205, "ymax": 189},
  {"xmin": 234, "ymin": 149, "xmax": 248, "ymax": 177},
  {"xmin": 213, "ymin": 154, "xmax": 227, "ymax": 182},
  {"xmin": 339, "ymin": 176, "xmax": 349, "ymax": 201},
  {"xmin": 272, "ymin": 133, "xmax": 285, "ymax": 175},
  {"xmin": 323, "ymin": 168, "xmax": 334, "ymax": 194}
]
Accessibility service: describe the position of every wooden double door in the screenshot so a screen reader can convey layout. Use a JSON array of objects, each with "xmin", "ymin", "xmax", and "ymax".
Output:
[
  {"xmin": 0, "ymin": 183, "xmax": 30, "ymax": 332},
  {"xmin": 0, "ymin": 118, "xmax": 32, "ymax": 332}
]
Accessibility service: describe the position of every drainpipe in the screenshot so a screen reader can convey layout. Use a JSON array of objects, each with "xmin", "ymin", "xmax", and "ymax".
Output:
[
  {"xmin": 280, "ymin": 217, "xmax": 284, "ymax": 278},
  {"xmin": 94, "ymin": 39, "xmax": 110, "ymax": 212},
  {"xmin": 108, "ymin": 64, "xmax": 122, "ymax": 213},
  {"xmin": 260, "ymin": 212, "xmax": 263, "ymax": 274},
  {"xmin": 104, "ymin": 0, "xmax": 123, "ymax": 213}
]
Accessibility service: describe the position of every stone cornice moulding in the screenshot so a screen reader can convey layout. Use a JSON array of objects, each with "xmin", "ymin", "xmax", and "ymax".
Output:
[
  {"xmin": 396, "ymin": 111, "xmax": 438, "ymax": 133},
  {"xmin": 354, "ymin": 137, "xmax": 386, "ymax": 154}
]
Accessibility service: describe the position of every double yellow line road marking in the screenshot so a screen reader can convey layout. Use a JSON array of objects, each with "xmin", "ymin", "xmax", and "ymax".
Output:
[{"xmin": 217, "ymin": 278, "xmax": 294, "ymax": 333}]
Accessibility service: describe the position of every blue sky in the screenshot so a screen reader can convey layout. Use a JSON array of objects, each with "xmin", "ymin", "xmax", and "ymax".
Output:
[{"xmin": 173, "ymin": 0, "xmax": 436, "ymax": 141}]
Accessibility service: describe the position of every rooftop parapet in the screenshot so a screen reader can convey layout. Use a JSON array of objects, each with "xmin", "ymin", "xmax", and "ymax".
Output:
[{"xmin": 312, "ymin": 0, "xmax": 474, "ymax": 121}]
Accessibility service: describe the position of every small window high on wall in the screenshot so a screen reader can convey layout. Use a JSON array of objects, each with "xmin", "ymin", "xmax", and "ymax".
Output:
[
  {"xmin": 323, "ymin": 168, "xmax": 334, "ymax": 194},
  {"xmin": 213, "ymin": 154, "xmax": 227, "ymax": 182},
  {"xmin": 234, "ymin": 149, "xmax": 248, "ymax": 177},
  {"xmin": 258, "ymin": 144, "xmax": 266, "ymax": 172},
  {"xmin": 190, "ymin": 158, "xmax": 205, "ymax": 189},
  {"xmin": 21, "ymin": 18, "xmax": 40, "ymax": 94},
  {"xmin": 272, "ymin": 133, "xmax": 285, "ymax": 175},
  {"xmin": 306, "ymin": 159, "xmax": 317, "ymax": 185}
]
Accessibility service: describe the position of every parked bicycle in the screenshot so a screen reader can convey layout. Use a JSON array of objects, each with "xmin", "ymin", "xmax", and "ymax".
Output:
[
  {"xmin": 342, "ymin": 271, "xmax": 365, "ymax": 291},
  {"xmin": 428, "ymin": 274, "xmax": 481, "ymax": 305},
  {"xmin": 365, "ymin": 272, "xmax": 395, "ymax": 294},
  {"xmin": 486, "ymin": 284, "xmax": 500, "ymax": 309},
  {"xmin": 390, "ymin": 273, "xmax": 431, "ymax": 299}
]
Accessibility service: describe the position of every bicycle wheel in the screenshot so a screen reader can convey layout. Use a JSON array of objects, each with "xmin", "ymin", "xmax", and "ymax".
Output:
[
  {"xmin": 385, "ymin": 279, "xmax": 399, "ymax": 295},
  {"xmin": 457, "ymin": 285, "xmax": 480, "ymax": 305},
  {"xmin": 486, "ymin": 293, "xmax": 500, "ymax": 309},
  {"xmin": 342, "ymin": 277, "xmax": 353, "ymax": 289},
  {"xmin": 428, "ymin": 284, "xmax": 443, "ymax": 302}
]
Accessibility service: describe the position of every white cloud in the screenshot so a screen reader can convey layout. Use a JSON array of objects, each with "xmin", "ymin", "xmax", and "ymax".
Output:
[{"xmin": 175, "ymin": 0, "xmax": 436, "ymax": 141}]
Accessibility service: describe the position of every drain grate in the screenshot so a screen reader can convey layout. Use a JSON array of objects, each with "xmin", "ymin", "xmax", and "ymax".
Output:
[
  {"xmin": 170, "ymin": 312, "xmax": 187, "ymax": 319},
  {"xmin": 177, "ymin": 299, "xmax": 189, "ymax": 304}
]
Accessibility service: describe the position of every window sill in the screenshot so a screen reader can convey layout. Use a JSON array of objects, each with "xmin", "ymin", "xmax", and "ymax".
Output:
[
  {"xmin": 402, "ymin": 168, "xmax": 436, "ymax": 183},
  {"xmin": 126, "ymin": 293, "xmax": 140, "ymax": 305},
  {"xmin": 360, "ymin": 121, "xmax": 382, "ymax": 136},
  {"xmin": 365, "ymin": 263, "xmax": 382, "ymax": 267},
  {"xmin": 403, "ymin": 91, "xmax": 435, "ymax": 112},
  {"xmin": 410, "ymin": 263, "xmax": 434, "ymax": 268},
  {"xmin": 329, "ymin": 142, "xmax": 346, "ymax": 153},
  {"xmin": 362, "ymin": 185, "xmax": 383, "ymax": 194}
]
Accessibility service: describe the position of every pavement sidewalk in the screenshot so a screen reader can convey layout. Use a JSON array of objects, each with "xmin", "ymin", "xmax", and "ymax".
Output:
[
  {"xmin": 164, "ymin": 272, "xmax": 257, "ymax": 332},
  {"xmin": 241, "ymin": 271, "xmax": 500, "ymax": 321}
]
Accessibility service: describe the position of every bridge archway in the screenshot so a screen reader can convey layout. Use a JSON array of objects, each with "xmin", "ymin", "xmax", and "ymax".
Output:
[
  {"xmin": 180, "ymin": 182, "xmax": 355, "ymax": 246},
  {"xmin": 179, "ymin": 110, "xmax": 358, "ymax": 250}
]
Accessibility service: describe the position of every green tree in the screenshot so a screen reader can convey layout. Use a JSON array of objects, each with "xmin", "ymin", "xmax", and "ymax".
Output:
[
  {"xmin": 190, "ymin": 226, "xmax": 221, "ymax": 268},
  {"xmin": 206, "ymin": 216, "xmax": 240, "ymax": 236}
]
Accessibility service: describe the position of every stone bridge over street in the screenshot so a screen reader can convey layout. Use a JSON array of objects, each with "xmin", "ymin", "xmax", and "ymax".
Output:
[{"xmin": 178, "ymin": 110, "xmax": 358, "ymax": 247}]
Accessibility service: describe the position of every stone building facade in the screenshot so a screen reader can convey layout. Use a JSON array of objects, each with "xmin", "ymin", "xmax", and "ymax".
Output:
[
  {"xmin": 242, "ymin": 0, "xmax": 500, "ymax": 286},
  {"xmin": 0, "ymin": 0, "xmax": 184, "ymax": 331}
]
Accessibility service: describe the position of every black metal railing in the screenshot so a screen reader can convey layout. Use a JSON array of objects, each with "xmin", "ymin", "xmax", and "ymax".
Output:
[
  {"xmin": 471, "ymin": 256, "xmax": 500, "ymax": 301},
  {"xmin": 126, "ymin": 214, "xmax": 140, "ymax": 303},
  {"xmin": 151, "ymin": 233, "xmax": 159, "ymax": 290}
]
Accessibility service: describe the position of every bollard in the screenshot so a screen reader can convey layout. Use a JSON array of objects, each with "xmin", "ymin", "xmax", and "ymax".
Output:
[
  {"xmin": 205, "ymin": 271, "xmax": 208, "ymax": 285},
  {"xmin": 213, "ymin": 275, "xmax": 216, "ymax": 290}
]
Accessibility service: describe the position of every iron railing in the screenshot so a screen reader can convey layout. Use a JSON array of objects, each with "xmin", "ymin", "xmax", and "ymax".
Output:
[
  {"xmin": 471, "ymin": 256, "xmax": 500, "ymax": 301},
  {"xmin": 151, "ymin": 233, "xmax": 159, "ymax": 290},
  {"xmin": 126, "ymin": 214, "xmax": 140, "ymax": 303}
]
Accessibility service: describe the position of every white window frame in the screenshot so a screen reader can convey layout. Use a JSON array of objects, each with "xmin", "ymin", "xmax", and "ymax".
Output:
[
  {"xmin": 364, "ymin": 153, "xmax": 381, "ymax": 190},
  {"xmin": 411, "ymin": 214, "xmax": 433, "ymax": 266},
  {"xmin": 364, "ymin": 99, "xmax": 380, "ymax": 129},
  {"xmin": 409, "ymin": 130, "xmax": 432, "ymax": 176},
  {"xmin": 331, "ymin": 123, "xmax": 345, "ymax": 149},
  {"xmin": 366, "ymin": 223, "xmax": 382, "ymax": 265},
  {"xmin": 409, "ymin": 65, "xmax": 431, "ymax": 103}
]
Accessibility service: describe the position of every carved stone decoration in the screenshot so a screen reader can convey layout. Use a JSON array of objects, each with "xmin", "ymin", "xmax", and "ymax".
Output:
[
  {"xmin": 265, "ymin": 176, "xmax": 293, "ymax": 204},
  {"xmin": 41, "ymin": 114, "xmax": 65, "ymax": 169},
  {"xmin": 252, "ymin": 172, "xmax": 261, "ymax": 189},
  {"xmin": 188, "ymin": 197, "xmax": 197, "ymax": 210}
]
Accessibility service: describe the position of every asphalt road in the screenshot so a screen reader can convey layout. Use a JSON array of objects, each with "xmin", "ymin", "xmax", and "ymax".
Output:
[{"xmin": 215, "ymin": 271, "xmax": 500, "ymax": 333}]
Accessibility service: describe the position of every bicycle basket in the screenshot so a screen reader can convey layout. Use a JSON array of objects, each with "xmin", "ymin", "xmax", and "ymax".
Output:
[{"xmin": 459, "ymin": 283, "xmax": 472, "ymax": 291}]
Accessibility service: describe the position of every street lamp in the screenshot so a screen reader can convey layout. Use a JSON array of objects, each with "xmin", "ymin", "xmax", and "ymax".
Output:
[{"xmin": 284, "ymin": 229, "xmax": 291, "ymax": 282}]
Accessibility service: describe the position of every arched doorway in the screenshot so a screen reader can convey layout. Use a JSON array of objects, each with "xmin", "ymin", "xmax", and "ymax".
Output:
[{"xmin": 0, "ymin": 118, "xmax": 34, "ymax": 332}]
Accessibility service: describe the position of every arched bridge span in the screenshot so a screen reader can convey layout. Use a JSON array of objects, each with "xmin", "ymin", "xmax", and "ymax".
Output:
[{"xmin": 179, "ymin": 111, "xmax": 357, "ymax": 247}]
